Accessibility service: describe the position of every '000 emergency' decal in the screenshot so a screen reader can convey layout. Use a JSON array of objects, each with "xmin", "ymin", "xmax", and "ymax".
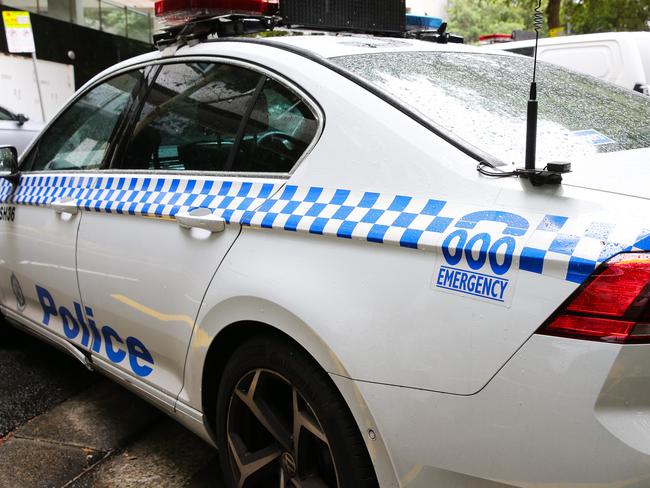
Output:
[
  {"xmin": 433, "ymin": 210, "xmax": 650, "ymax": 306},
  {"xmin": 434, "ymin": 211, "xmax": 529, "ymax": 306}
]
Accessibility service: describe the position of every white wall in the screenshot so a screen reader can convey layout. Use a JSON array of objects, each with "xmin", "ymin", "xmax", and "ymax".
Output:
[
  {"xmin": 406, "ymin": 0, "xmax": 448, "ymax": 18},
  {"xmin": 0, "ymin": 53, "xmax": 75, "ymax": 122}
]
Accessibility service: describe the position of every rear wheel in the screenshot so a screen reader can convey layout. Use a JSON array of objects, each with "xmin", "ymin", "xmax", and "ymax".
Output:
[{"xmin": 216, "ymin": 336, "xmax": 378, "ymax": 488}]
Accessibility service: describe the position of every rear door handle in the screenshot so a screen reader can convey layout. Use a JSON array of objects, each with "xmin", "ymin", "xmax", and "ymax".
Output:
[
  {"xmin": 176, "ymin": 208, "xmax": 226, "ymax": 233},
  {"xmin": 51, "ymin": 197, "xmax": 79, "ymax": 215}
]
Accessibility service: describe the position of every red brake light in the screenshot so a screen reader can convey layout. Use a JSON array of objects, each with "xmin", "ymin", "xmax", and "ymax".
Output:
[
  {"xmin": 538, "ymin": 253, "xmax": 650, "ymax": 343},
  {"xmin": 155, "ymin": 0, "xmax": 278, "ymax": 25}
]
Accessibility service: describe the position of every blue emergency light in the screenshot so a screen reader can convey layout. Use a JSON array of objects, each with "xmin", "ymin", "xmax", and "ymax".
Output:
[{"xmin": 405, "ymin": 14, "xmax": 443, "ymax": 31}]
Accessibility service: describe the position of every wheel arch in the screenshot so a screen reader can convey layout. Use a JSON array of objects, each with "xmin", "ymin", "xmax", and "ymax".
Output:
[
  {"xmin": 192, "ymin": 296, "xmax": 353, "ymax": 425},
  {"xmin": 200, "ymin": 319, "xmax": 294, "ymax": 439},
  {"xmin": 189, "ymin": 296, "xmax": 398, "ymax": 486}
]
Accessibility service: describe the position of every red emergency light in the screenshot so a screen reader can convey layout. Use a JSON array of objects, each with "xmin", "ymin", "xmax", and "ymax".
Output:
[
  {"xmin": 478, "ymin": 33, "xmax": 512, "ymax": 45},
  {"xmin": 155, "ymin": 0, "xmax": 278, "ymax": 25}
]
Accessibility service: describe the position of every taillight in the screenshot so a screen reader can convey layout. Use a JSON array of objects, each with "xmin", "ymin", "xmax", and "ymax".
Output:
[{"xmin": 537, "ymin": 253, "xmax": 650, "ymax": 343}]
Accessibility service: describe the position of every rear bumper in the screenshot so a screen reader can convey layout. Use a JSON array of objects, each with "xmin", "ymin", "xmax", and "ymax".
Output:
[{"xmin": 356, "ymin": 334, "xmax": 650, "ymax": 487}]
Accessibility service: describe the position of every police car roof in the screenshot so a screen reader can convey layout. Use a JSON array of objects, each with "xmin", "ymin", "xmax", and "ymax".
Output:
[
  {"xmin": 263, "ymin": 33, "xmax": 487, "ymax": 58},
  {"xmin": 82, "ymin": 31, "xmax": 505, "ymax": 94}
]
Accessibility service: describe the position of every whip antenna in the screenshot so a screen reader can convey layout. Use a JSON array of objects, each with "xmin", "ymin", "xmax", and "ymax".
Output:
[
  {"xmin": 473, "ymin": 2, "xmax": 571, "ymax": 185},
  {"xmin": 524, "ymin": 0, "xmax": 543, "ymax": 170}
]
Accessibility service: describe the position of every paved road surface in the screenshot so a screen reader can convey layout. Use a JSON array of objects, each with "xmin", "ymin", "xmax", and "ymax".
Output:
[{"xmin": 0, "ymin": 322, "xmax": 224, "ymax": 488}]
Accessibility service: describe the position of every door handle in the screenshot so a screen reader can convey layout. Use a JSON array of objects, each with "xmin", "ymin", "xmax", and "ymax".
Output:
[
  {"xmin": 51, "ymin": 197, "xmax": 79, "ymax": 215},
  {"xmin": 176, "ymin": 208, "xmax": 226, "ymax": 233}
]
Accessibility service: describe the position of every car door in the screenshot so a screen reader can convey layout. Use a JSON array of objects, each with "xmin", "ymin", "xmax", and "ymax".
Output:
[
  {"xmin": 75, "ymin": 59, "xmax": 318, "ymax": 405},
  {"xmin": 0, "ymin": 69, "xmax": 145, "ymax": 352}
]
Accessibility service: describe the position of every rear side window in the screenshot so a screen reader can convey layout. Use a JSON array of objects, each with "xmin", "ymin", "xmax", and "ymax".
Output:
[
  {"xmin": 120, "ymin": 61, "xmax": 318, "ymax": 174},
  {"xmin": 232, "ymin": 78, "xmax": 319, "ymax": 173}
]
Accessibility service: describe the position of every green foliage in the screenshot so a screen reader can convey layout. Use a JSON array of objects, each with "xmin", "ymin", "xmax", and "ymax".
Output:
[
  {"xmin": 448, "ymin": 0, "xmax": 542, "ymax": 44},
  {"xmin": 126, "ymin": 10, "xmax": 152, "ymax": 43},
  {"xmin": 102, "ymin": 8, "xmax": 127, "ymax": 36},
  {"xmin": 97, "ymin": 6, "xmax": 151, "ymax": 42},
  {"xmin": 449, "ymin": 0, "xmax": 650, "ymax": 43},
  {"xmin": 253, "ymin": 30, "xmax": 301, "ymax": 37},
  {"xmin": 565, "ymin": 0, "xmax": 650, "ymax": 34},
  {"xmin": 245, "ymin": 30, "xmax": 303, "ymax": 38}
]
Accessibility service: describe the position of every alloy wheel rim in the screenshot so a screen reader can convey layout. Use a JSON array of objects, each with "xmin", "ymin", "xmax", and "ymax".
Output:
[{"xmin": 226, "ymin": 368, "xmax": 339, "ymax": 488}]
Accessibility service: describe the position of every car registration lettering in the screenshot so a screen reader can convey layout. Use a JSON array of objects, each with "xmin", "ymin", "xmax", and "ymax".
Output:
[{"xmin": 0, "ymin": 205, "xmax": 15, "ymax": 222}]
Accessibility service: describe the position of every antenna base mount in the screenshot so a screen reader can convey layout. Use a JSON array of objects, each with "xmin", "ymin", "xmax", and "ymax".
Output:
[{"xmin": 514, "ymin": 163, "xmax": 571, "ymax": 187}]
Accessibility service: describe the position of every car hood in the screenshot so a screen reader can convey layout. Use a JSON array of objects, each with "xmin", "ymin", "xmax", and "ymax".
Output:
[{"xmin": 561, "ymin": 148, "xmax": 650, "ymax": 200}]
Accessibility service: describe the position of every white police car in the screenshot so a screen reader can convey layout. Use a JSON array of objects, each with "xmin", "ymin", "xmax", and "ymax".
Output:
[{"xmin": 1, "ymin": 3, "xmax": 650, "ymax": 487}]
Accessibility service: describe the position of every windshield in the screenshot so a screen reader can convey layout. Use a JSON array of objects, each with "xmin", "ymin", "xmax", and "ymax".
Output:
[{"xmin": 332, "ymin": 51, "xmax": 650, "ymax": 165}]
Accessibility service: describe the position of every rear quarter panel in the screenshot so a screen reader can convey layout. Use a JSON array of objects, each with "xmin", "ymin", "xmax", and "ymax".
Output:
[{"xmin": 179, "ymin": 41, "xmax": 650, "ymax": 401}]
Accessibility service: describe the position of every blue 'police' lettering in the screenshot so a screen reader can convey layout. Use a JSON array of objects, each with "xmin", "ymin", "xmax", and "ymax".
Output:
[
  {"xmin": 85, "ymin": 306, "xmax": 103, "ymax": 354},
  {"xmin": 73, "ymin": 302, "xmax": 91, "ymax": 347},
  {"xmin": 60, "ymin": 306, "xmax": 80, "ymax": 340},
  {"xmin": 35, "ymin": 285, "xmax": 154, "ymax": 377},
  {"xmin": 126, "ymin": 336, "xmax": 154, "ymax": 377},
  {"xmin": 102, "ymin": 325, "xmax": 127, "ymax": 363},
  {"xmin": 36, "ymin": 285, "xmax": 57, "ymax": 326}
]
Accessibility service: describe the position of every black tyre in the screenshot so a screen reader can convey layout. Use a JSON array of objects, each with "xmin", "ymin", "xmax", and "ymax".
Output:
[{"xmin": 216, "ymin": 335, "xmax": 378, "ymax": 488}]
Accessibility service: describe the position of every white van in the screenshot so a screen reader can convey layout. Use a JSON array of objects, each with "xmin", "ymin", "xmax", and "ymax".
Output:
[{"xmin": 485, "ymin": 32, "xmax": 650, "ymax": 95}]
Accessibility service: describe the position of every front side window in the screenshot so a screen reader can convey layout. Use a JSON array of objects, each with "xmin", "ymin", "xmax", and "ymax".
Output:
[
  {"xmin": 333, "ymin": 52, "xmax": 650, "ymax": 166},
  {"xmin": 119, "ymin": 61, "xmax": 319, "ymax": 174},
  {"xmin": 22, "ymin": 71, "xmax": 143, "ymax": 172}
]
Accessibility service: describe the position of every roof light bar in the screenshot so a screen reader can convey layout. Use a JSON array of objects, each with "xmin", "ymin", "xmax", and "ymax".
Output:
[{"xmin": 155, "ymin": 0, "xmax": 278, "ymax": 26}]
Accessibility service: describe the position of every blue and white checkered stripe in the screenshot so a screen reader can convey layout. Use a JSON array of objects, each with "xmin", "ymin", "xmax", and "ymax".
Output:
[
  {"xmin": 2, "ymin": 175, "xmax": 650, "ymax": 284},
  {"xmin": 520, "ymin": 214, "xmax": 650, "ymax": 283},
  {"xmin": 0, "ymin": 176, "xmax": 457, "ymax": 249},
  {"xmin": 0, "ymin": 175, "xmax": 280, "ymax": 220},
  {"xmin": 240, "ymin": 185, "xmax": 454, "ymax": 250}
]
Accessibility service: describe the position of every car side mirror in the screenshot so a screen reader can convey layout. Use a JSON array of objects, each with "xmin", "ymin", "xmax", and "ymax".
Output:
[
  {"xmin": 0, "ymin": 146, "xmax": 20, "ymax": 185},
  {"xmin": 15, "ymin": 113, "xmax": 28, "ymax": 126}
]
